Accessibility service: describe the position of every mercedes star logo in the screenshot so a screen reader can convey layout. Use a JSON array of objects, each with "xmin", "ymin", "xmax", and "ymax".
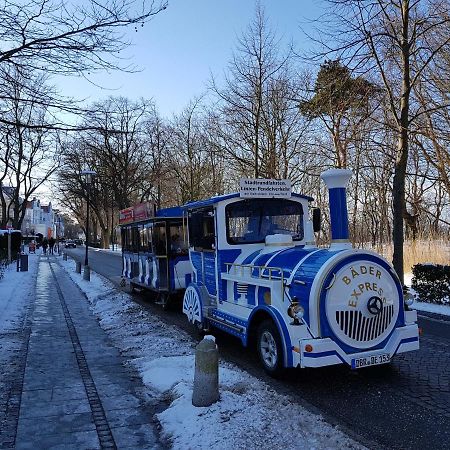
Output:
[{"xmin": 367, "ymin": 296, "xmax": 383, "ymax": 315}]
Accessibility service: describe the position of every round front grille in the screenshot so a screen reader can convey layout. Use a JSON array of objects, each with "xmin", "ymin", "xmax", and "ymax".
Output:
[{"xmin": 324, "ymin": 258, "xmax": 400, "ymax": 349}]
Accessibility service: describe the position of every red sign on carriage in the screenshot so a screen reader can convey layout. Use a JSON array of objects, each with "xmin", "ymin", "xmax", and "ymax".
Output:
[{"xmin": 119, "ymin": 201, "xmax": 154, "ymax": 225}]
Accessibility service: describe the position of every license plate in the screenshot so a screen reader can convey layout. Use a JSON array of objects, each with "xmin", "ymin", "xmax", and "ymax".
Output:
[{"xmin": 351, "ymin": 353, "xmax": 390, "ymax": 369}]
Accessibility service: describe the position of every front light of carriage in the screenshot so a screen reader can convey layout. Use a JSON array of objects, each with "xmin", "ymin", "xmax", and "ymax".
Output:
[
  {"xmin": 288, "ymin": 303, "xmax": 304, "ymax": 321},
  {"xmin": 404, "ymin": 294, "xmax": 414, "ymax": 307}
]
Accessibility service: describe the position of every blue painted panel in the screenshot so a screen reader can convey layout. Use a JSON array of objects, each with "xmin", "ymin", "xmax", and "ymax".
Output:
[
  {"xmin": 190, "ymin": 251, "xmax": 202, "ymax": 284},
  {"xmin": 217, "ymin": 249, "xmax": 241, "ymax": 302},
  {"xmin": 261, "ymin": 247, "xmax": 310, "ymax": 274},
  {"xmin": 328, "ymin": 187, "xmax": 349, "ymax": 240},
  {"xmin": 288, "ymin": 249, "xmax": 342, "ymax": 326},
  {"xmin": 203, "ymin": 252, "xmax": 217, "ymax": 295}
]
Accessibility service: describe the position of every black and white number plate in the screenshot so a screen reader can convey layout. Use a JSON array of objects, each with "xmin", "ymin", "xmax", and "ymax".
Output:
[{"xmin": 351, "ymin": 353, "xmax": 390, "ymax": 369}]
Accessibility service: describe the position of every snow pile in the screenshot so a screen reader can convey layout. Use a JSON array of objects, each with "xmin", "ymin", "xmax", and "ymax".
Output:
[
  {"xmin": 0, "ymin": 254, "xmax": 38, "ymax": 333},
  {"xmin": 59, "ymin": 257, "xmax": 364, "ymax": 450},
  {"xmin": 0, "ymin": 254, "xmax": 39, "ymax": 420}
]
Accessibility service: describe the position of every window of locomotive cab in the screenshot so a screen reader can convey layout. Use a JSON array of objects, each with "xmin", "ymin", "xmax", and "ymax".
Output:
[
  {"xmin": 152, "ymin": 222, "xmax": 167, "ymax": 256},
  {"xmin": 169, "ymin": 222, "xmax": 188, "ymax": 255},
  {"xmin": 226, "ymin": 199, "xmax": 303, "ymax": 245},
  {"xmin": 188, "ymin": 208, "xmax": 215, "ymax": 251}
]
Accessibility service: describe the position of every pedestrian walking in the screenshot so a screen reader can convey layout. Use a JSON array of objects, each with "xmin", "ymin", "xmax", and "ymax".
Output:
[
  {"xmin": 42, "ymin": 238, "xmax": 48, "ymax": 255},
  {"xmin": 49, "ymin": 237, "xmax": 55, "ymax": 255}
]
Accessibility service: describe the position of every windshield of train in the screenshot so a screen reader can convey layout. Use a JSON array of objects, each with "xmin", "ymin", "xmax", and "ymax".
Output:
[{"xmin": 226, "ymin": 198, "xmax": 303, "ymax": 245}]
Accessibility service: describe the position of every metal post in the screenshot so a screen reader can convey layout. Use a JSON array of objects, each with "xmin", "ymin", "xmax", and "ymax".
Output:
[
  {"xmin": 7, "ymin": 232, "xmax": 11, "ymax": 263},
  {"xmin": 85, "ymin": 185, "xmax": 89, "ymax": 267}
]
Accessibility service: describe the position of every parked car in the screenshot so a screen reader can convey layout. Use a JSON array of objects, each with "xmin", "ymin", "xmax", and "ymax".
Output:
[
  {"xmin": 74, "ymin": 239, "xmax": 83, "ymax": 245},
  {"xmin": 65, "ymin": 240, "xmax": 76, "ymax": 248}
]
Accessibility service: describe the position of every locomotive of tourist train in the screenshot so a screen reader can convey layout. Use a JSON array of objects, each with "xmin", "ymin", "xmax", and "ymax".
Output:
[{"xmin": 121, "ymin": 169, "xmax": 419, "ymax": 375}]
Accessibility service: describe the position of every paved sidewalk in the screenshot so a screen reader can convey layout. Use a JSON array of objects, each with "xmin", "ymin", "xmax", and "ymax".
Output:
[{"xmin": 9, "ymin": 256, "xmax": 162, "ymax": 449}]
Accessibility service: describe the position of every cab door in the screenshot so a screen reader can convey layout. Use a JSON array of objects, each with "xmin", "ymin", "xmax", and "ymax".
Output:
[{"xmin": 188, "ymin": 208, "xmax": 217, "ymax": 296}]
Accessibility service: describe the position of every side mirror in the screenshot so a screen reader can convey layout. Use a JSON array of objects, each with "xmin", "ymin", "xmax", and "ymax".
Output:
[{"xmin": 312, "ymin": 208, "xmax": 321, "ymax": 233}]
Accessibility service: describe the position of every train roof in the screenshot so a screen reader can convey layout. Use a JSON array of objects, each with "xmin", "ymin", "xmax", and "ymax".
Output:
[
  {"xmin": 183, "ymin": 192, "xmax": 314, "ymax": 210},
  {"xmin": 155, "ymin": 206, "xmax": 184, "ymax": 218}
]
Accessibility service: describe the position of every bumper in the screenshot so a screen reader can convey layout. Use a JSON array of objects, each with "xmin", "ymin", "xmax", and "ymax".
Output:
[{"xmin": 298, "ymin": 324, "xmax": 419, "ymax": 368}]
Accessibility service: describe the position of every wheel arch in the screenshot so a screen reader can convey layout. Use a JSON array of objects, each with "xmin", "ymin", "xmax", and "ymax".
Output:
[{"xmin": 247, "ymin": 306, "xmax": 293, "ymax": 368}]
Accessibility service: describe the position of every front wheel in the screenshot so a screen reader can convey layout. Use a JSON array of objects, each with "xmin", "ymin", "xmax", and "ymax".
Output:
[{"xmin": 257, "ymin": 320, "xmax": 284, "ymax": 377}]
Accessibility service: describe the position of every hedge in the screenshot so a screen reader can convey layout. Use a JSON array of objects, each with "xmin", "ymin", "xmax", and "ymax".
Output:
[{"xmin": 411, "ymin": 263, "xmax": 450, "ymax": 305}]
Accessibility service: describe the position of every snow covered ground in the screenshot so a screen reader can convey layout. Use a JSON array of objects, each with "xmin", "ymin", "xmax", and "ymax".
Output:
[
  {"xmin": 0, "ymin": 254, "xmax": 38, "ymax": 334},
  {"xmin": 58, "ymin": 257, "xmax": 364, "ymax": 450},
  {"xmin": 0, "ymin": 254, "xmax": 39, "ymax": 417}
]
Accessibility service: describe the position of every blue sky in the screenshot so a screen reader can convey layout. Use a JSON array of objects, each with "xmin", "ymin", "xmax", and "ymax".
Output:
[{"xmin": 57, "ymin": 0, "xmax": 325, "ymax": 118}]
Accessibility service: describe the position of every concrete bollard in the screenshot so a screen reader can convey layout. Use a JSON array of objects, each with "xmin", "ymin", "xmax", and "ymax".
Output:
[
  {"xmin": 83, "ymin": 265, "xmax": 91, "ymax": 281},
  {"xmin": 63, "ymin": 253, "xmax": 68, "ymax": 261},
  {"xmin": 76, "ymin": 261, "xmax": 81, "ymax": 274},
  {"xmin": 192, "ymin": 335, "xmax": 219, "ymax": 407}
]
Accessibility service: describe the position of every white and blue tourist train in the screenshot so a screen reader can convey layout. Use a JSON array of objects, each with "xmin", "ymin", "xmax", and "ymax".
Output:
[
  {"xmin": 180, "ymin": 169, "xmax": 420, "ymax": 375},
  {"xmin": 120, "ymin": 203, "xmax": 191, "ymax": 308}
]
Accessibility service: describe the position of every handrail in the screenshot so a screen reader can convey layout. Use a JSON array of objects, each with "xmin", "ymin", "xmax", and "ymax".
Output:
[{"xmin": 224, "ymin": 262, "xmax": 286, "ymax": 301}]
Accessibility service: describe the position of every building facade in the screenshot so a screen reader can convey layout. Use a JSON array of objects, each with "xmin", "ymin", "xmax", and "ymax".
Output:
[{"xmin": 22, "ymin": 198, "xmax": 64, "ymax": 239}]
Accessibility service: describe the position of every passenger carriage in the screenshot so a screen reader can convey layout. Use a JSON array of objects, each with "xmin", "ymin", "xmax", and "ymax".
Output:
[
  {"xmin": 182, "ymin": 170, "xmax": 420, "ymax": 375},
  {"xmin": 120, "ymin": 202, "xmax": 191, "ymax": 308}
]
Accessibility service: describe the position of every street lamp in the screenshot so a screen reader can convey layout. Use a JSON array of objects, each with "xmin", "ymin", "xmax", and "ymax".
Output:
[{"xmin": 81, "ymin": 168, "xmax": 96, "ymax": 281}]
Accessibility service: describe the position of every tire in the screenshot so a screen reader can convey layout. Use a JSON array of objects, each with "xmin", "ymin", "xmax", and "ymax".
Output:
[{"xmin": 256, "ymin": 320, "xmax": 284, "ymax": 377}]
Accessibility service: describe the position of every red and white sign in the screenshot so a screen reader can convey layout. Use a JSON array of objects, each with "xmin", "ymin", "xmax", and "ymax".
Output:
[{"xmin": 119, "ymin": 201, "xmax": 154, "ymax": 225}]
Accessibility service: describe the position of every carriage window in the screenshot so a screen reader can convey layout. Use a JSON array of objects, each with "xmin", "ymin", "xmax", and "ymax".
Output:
[
  {"xmin": 131, "ymin": 226, "xmax": 141, "ymax": 253},
  {"xmin": 140, "ymin": 224, "xmax": 152, "ymax": 253},
  {"xmin": 188, "ymin": 208, "xmax": 215, "ymax": 250},
  {"xmin": 121, "ymin": 226, "xmax": 132, "ymax": 252},
  {"xmin": 226, "ymin": 199, "xmax": 303, "ymax": 244},
  {"xmin": 169, "ymin": 222, "xmax": 188, "ymax": 255},
  {"xmin": 152, "ymin": 222, "xmax": 167, "ymax": 256}
]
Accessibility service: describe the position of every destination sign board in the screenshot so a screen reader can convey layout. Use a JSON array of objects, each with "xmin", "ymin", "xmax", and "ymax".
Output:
[{"xmin": 239, "ymin": 178, "xmax": 292, "ymax": 198}]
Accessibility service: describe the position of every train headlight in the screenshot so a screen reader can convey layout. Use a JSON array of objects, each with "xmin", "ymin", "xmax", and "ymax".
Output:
[
  {"xmin": 404, "ymin": 293, "xmax": 414, "ymax": 307},
  {"xmin": 288, "ymin": 303, "xmax": 304, "ymax": 324}
]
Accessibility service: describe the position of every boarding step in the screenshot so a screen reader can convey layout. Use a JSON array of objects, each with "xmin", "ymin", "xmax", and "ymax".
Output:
[{"xmin": 207, "ymin": 309, "xmax": 246, "ymax": 334}]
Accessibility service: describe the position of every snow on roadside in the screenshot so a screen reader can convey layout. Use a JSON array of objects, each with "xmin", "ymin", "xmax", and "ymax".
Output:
[
  {"xmin": 0, "ymin": 254, "xmax": 39, "ymax": 333},
  {"xmin": 58, "ymin": 257, "xmax": 365, "ymax": 450},
  {"xmin": 0, "ymin": 253, "xmax": 39, "ymax": 415},
  {"xmin": 404, "ymin": 272, "xmax": 450, "ymax": 317}
]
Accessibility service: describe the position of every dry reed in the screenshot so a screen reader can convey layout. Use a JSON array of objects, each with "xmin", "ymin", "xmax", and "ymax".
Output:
[{"xmin": 371, "ymin": 240, "xmax": 450, "ymax": 273}]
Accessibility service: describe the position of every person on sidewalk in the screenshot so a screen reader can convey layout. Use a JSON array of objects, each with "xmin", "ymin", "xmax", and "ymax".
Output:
[
  {"xmin": 49, "ymin": 237, "xmax": 55, "ymax": 255},
  {"xmin": 42, "ymin": 238, "xmax": 48, "ymax": 255}
]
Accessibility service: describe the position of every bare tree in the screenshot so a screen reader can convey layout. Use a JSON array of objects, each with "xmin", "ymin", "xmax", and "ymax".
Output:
[
  {"xmin": 211, "ymin": 3, "xmax": 294, "ymax": 178},
  {"xmin": 0, "ymin": 66, "xmax": 60, "ymax": 229},
  {"xmin": 59, "ymin": 97, "xmax": 162, "ymax": 247},
  {"xmin": 0, "ymin": 0, "xmax": 167, "ymax": 74},
  {"xmin": 310, "ymin": 0, "xmax": 450, "ymax": 282}
]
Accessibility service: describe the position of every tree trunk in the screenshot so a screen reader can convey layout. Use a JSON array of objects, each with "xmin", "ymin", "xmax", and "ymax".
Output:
[{"xmin": 392, "ymin": 125, "xmax": 408, "ymax": 284}]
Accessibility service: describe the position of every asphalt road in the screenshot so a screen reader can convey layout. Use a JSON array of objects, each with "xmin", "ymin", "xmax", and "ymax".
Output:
[{"xmin": 65, "ymin": 247, "xmax": 450, "ymax": 450}]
